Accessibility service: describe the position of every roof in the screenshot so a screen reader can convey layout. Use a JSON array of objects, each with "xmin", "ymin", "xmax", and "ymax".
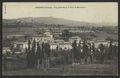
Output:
[
  {"xmin": 70, "ymin": 36, "xmax": 81, "ymax": 39},
  {"xmin": 3, "ymin": 47, "xmax": 10, "ymax": 50},
  {"xmin": 94, "ymin": 40, "xmax": 109, "ymax": 43},
  {"xmin": 52, "ymin": 32, "xmax": 62, "ymax": 35},
  {"xmin": 59, "ymin": 42, "xmax": 72, "ymax": 45},
  {"xmin": 54, "ymin": 39, "xmax": 64, "ymax": 42},
  {"xmin": 6, "ymin": 34, "xmax": 25, "ymax": 37},
  {"xmin": 50, "ymin": 43, "xmax": 58, "ymax": 45},
  {"xmin": 13, "ymin": 41, "xmax": 27, "ymax": 44},
  {"xmin": 50, "ymin": 42, "xmax": 72, "ymax": 45},
  {"xmin": 31, "ymin": 35, "xmax": 51, "ymax": 37}
]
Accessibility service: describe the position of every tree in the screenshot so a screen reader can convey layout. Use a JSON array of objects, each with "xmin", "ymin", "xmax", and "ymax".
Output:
[
  {"xmin": 108, "ymin": 40, "xmax": 113, "ymax": 59},
  {"xmin": 9, "ymin": 44, "xmax": 15, "ymax": 55},
  {"xmin": 42, "ymin": 42, "xmax": 45, "ymax": 57},
  {"xmin": 82, "ymin": 40, "xmax": 89, "ymax": 64},
  {"xmin": 41, "ymin": 42, "xmax": 47, "ymax": 69},
  {"xmin": 56, "ymin": 45, "xmax": 59, "ymax": 51},
  {"xmin": 92, "ymin": 43, "xmax": 95, "ymax": 59},
  {"xmin": 72, "ymin": 40, "xmax": 78, "ymax": 63},
  {"xmin": 41, "ymin": 42, "xmax": 51, "ymax": 70},
  {"xmin": 77, "ymin": 40, "xmax": 82, "ymax": 63},
  {"xmin": 72, "ymin": 40, "xmax": 77, "ymax": 50},
  {"xmin": 82, "ymin": 40, "xmax": 88, "ymax": 55},
  {"xmin": 92, "ymin": 43, "xmax": 95, "ymax": 55},
  {"xmin": 36, "ymin": 43, "xmax": 42, "ymax": 68},
  {"xmin": 45, "ymin": 43, "xmax": 50, "ymax": 57},
  {"xmin": 26, "ymin": 40, "xmax": 31, "ymax": 68},
  {"xmin": 32, "ymin": 39, "xmax": 36, "ymax": 48},
  {"xmin": 30, "ymin": 39, "xmax": 36, "ymax": 68},
  {"xmin": 106, "ymin": 37, "xmax": 114, "ymax": 41},
  {"xmin": 113, "ymin": 45, "xmax": 118, "ymax": 57},
  {"xmin": 28, "ymin": 40, "xmax": 31, "ymax": 51},
  {"xmin": 98, "ymin": 43, "xmax": 105, "ymax": 64},
  {"xmin": 45, "ymin": 43, "xmax": 51, "ymax": 69},
  {"xmin": 36, "ymin": 43, "xmax": 42, "ymax": 60},
  {"xmin": 87, "ymin": 43, "xmax": 93, "ymax": 64},
  {"xmin": 61, "ymin": 29, "xmax": 71, "ymax": 41}
]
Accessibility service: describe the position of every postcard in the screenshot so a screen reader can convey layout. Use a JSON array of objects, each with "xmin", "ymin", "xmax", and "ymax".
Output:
[{"xmin": 2, "ymin": 2, "xmax": 118, "ymax": 76}]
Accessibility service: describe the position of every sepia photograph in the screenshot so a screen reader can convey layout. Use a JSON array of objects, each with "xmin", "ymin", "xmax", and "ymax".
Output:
[{"xmin": 2, "ymin": 2, "xmax": 118, "ymax": 76}]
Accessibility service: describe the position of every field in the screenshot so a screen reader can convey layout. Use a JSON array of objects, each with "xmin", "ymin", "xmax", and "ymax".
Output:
[{"xmin": 2, "ymin": 63, "xmax": 118, "ymax": 76}]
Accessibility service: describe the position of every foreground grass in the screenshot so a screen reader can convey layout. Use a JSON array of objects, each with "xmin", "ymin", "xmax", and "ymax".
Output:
[{"xmin": 2, "ymin": 64, "xmax": 118, "ymax": 76}]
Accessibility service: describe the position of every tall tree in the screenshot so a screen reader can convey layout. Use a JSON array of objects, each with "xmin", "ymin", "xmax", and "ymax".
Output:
[
  {"xmin": 72, "ymin": 40, "xmax": 78, "ymax": 63},
  {"xmin": 108, "ymin": 40, "xmax": 113, "ymax": 59},
  {"xmin": 91, "ymin": 43, "xmax": 95, "ymax": 62},
  {"xmin": 61, "ymin": 29, "xmax": 71, "ymax": 41},
  {"xmin": 26, "ymin": 40, "xmax": 31, "ymax": 68},
  {"xmin": 82, "ymin": 40, "xmax": 88, "ymax": 56},
  {"xmin": 28, "ymin": 40, "xmax": 31, "ymax": 51},
  {"xmin": 82, "ymin": 40, "xmax": 88, "ymax": 64},
  {"xmin": 31, "ymin": 39, "xmax": 36, "ymax": 68},
  {"xmin": 76, "ymin": 40, "xmax": 82, "ymax": 62},
  {"xmin": 36, "ymin": 43, "xmax": 42, "ymax": 68},
  {"xmin": 9, "ymin": 44, "xmax": 15, "ymax": 55},
  {"xmin": 99, "ymin": 43, "xmax": 105, "ymax": 64},
  {"xmin": 92, "ymin": 43, "xmax": 95, "ymax": 55},
  {"xmin": 42, "ymin": 42, "xmax": 45, "ymax": 58}
]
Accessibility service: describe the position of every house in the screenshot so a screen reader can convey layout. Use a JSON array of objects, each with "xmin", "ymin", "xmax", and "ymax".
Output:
[
  {"xmin": 53, "ymin": 39, "xmax": 72, "ymax": 50},
  {"xmin": 94, "ymin": 40, "xmax": 109, "ymax": 48},
  {"xmin": 30, "ymin": 30, "xmax": 54, "ymax": 43},
  {"xmin": 6, "ymin": 34, "xmax": 25, "ymax": 39},
  {"xmin": 50, "ymin": 43, "xmax": 58, "ymax": 50},
  {"xmin": 54, "ymin": 39, "xmax": 64, "ymax": 43},
  {"xmin": 44, "ymin": 30, "xmax": 53, "ymax": 38},
  {"xmin": 2, "ymin": 47, "xmax": 11, "ymax": 54},
  {"xmin": 50, "ymin": 42, "xmax": 72, "ymax": 50},
  {"xmin": 13, "ymin": 41, "xmax": 28, "ymax": 52},
  {"xmin": 31, "ymin": 35, "xmax": 54, "ymax": 43},
  {"xmin": 112, "ymin": 41, "xmax": 118, "ymax": 46},
  {"xmin": 52, "ymin": 32, "xmax": 62, "ymax": 38},
  {"xmin": 69, "ymin": 36, "xmax": 82, "ymax": 44},
  {"xmin": 59, "ymin": 42, "xmax": 72, "ymax": 50}
]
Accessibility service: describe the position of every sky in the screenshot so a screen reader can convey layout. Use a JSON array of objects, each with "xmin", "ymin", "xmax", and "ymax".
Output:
[{"xmin": 3, "ymin": 2, "xmax": 118, "ymax": 24}]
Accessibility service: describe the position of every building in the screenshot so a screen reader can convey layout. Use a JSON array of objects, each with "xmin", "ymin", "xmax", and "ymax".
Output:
[
  {"xmin": 44, "ymin": 30, "xmax": 53, "ymax": 38},
  {"xmin": 69, "ymin": 36, "xmax": 82, "ymax": 44},
  {"xmin": 52, "ymin": 32, "xmax": 62, "ymax": 39},
  {"xmin": 6, "ymin": 34, "xmax": 25, "ymax": 39},
  {"xmin": 13, "ymin": 41, "xmax": 28, "ymax": 52},
  {"xmin": 2, "ymin": 47, "xmax": 11, "ymax": 54},
  {"xmin": 50, "ymin": 43, "xmax": 58, "ymax": 50},
  {"xmin": 31, "ymin": 35, "xmax": 54, "ymax": 43},
  {"xmin": 94, "ymin": 40, "xmax": 109, "ymax": 48},
  {"xmin": 31, "ymin": 30, "xmax": 54, "ymax": 43},
  {"xmin": 112, "ymin": 41, "xmax": 118, "ymax": 46},
  {"xmin": 54, "ymin": 39, "xmax": 64, "ymax": 43},
  {"xmin": 59, "ymin": 42, "xmax": 72, "ymax": 50},
  {"xmin": 50, "ymin": 41, "xmax": 72, "ymax": 50}
]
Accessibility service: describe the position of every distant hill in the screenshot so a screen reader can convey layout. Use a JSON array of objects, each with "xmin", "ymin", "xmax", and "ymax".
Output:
[
  {"xmin": 2, "ymin": 17, "xmax": 118, "ymax": 41},
  {"xmin": 3, "ymin": 17, "xmax": 110, "ymax": 28}
]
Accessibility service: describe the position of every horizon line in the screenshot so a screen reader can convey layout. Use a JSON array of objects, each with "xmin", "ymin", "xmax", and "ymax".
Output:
[{"xmin": 3, "ymin": 16, "xmax": 118, "ymax": 25}]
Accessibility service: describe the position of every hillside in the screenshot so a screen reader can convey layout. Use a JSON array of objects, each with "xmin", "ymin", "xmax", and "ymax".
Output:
[
  {"xmin": 2, "ymin": 17, "xmax": 118, "ymax": 41},
  {"xmin": 3, "ymin": 17, "xmax": 105, "ymax": 28}
]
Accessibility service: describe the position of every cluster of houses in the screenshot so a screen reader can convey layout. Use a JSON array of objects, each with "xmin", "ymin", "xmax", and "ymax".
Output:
[{"xmin": 3, "ymin": 30, "xmax": 118, "ymax": 55}]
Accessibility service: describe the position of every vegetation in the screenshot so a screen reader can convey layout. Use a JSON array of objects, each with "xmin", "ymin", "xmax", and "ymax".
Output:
[
  {"xmin": 61, "ymin": 29, "xmax": 72, "ymax": 41},
  {"xmin": 2, "ymin": 39, "xmax": 118, "ymax": 73}
]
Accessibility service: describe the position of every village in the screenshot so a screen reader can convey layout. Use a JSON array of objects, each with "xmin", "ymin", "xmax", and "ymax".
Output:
[
  {"xmin": 2, "ymin": 27, "xmax": 118, "ymax": 75},
  {"xmin": 2, "ymin": 2, "xmax": 119, "ymax": 75},
  {"xmin": 3, "ymin": 28, "xmax": 118, "ymax": 55}
]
